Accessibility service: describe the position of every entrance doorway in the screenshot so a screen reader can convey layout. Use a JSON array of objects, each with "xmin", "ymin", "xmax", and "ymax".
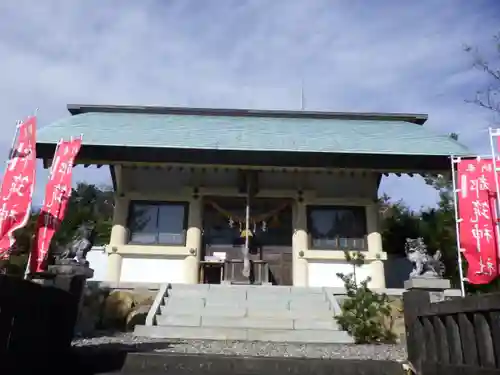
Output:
[{"xmin": 201, "ymin": 196, "xmax": 293, "ymax": 285}]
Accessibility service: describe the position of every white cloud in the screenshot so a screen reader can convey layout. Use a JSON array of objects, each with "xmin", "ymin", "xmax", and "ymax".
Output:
[{"xmin": 0, "ymin": 0, "xmax": 498, "ymax": 208}]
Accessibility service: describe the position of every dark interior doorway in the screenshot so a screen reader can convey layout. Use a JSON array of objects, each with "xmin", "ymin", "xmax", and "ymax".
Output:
[{"xmin": 202, "ymin": 196, "xmax": 293, "ymax": 285}]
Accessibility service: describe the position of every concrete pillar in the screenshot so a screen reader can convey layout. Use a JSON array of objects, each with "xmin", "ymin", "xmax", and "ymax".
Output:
[
  {"xmin": 292, "ymin": 200, "xmax": 308, "ymax": 286},
  {"xmin": 369, "ymin": 260, "xmax": 386, "ymax": 289},
  {"xmin": 106, "ymin": 253, "xmax": 122, "ymax": 284},
  {"xmin": 366, "ymin": 203, "xmax": 386, "ymax": 288},
  {"xmin": 184, "ymin": 197, "xmax": 202, "ymax": 284},
  {"xmin": 107, "ymin": 196, "xmax": 128, "ymax": 283}
]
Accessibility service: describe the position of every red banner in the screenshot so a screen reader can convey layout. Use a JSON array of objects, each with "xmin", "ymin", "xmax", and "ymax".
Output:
[
  {"xmin": 0, "ymin": 117, "xmax": 37, "ymax": 259},
  {"xmin": 457, "ymin": 158, "xmax": 499, "ymax": 284},
  {"xmin": 30, "ymin": 138, "xmax": 82, "ymax": 273}
]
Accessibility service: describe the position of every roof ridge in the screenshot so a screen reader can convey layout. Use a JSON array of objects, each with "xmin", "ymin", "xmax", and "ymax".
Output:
[{"xmin": 67, "ymin": 104, "xmax": 428, "ymax": 125}]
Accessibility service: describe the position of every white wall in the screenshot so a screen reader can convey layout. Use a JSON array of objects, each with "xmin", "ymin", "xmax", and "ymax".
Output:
[
  {"xmin": 119, "ymin": 256, "xmax": 185, "ymax": 284},
  {"xmin": 87, "ymin": 246, "xmax": 188, "ymax": 284},
  {"xmin": 307, "ymin": 260, "xmax": 371, "ymax": 288},
  {"xmin": 86, "ymin": 246, "xmax": 109, "ymax": 281}
]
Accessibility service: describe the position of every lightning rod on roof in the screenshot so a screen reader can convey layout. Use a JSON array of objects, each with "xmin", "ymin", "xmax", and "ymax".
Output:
[{"xmin": 300, "ymin": 78, "xmax": 306, "ymax": 111}]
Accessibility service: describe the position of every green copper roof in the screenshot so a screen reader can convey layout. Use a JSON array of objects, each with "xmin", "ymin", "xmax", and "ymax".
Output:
[{"xmin": 37, "ymin": 107, "xmax": 469, "ymax": 156}]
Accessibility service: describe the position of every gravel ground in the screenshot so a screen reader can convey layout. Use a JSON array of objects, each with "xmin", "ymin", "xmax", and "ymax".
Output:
[{"xmin": 72, "ymin": 332, "xmax": 407, "ymax": 361}]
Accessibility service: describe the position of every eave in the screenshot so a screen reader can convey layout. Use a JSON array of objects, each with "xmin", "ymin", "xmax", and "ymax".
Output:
[{"xmin": 36, "ymin": 143, "xmax": 454, "ymax": 173}]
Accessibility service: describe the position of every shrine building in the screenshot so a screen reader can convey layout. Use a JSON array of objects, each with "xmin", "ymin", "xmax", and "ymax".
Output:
[{"xmin": 36, "ymin": 104, "xmax": 469, "ymax": 288}]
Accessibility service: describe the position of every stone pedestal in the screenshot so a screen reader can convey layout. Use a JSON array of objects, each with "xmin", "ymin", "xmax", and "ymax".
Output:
[
  {"xmin": 31, "ymin": 262, "xmax": 94, "ymax": 336},
  {"xmin": 404, "ymin": 277, "xmax": 450, "ymax": 303}
]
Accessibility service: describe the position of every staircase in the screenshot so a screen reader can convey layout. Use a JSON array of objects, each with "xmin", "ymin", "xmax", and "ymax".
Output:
[{"xmin": 134, "ymin": 284, "xmax": 354, "ymax": 344}]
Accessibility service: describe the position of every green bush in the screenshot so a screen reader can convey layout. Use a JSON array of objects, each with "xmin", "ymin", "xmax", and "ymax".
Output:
[{"xmin": 335, "ymin": 251, "xmax": 397, "ymax": 344}]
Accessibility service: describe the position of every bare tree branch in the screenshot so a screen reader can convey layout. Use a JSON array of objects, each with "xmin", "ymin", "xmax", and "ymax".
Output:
[{"xmin": 465, "ymin": 33, "xmax": 500, "ymax": 114}]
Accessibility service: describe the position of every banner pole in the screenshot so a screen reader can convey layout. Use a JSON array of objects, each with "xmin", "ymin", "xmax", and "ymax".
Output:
[
  {"xmin": 23, "ymin": 112, "xmax": 39, "ymax": 279},
  {"xmin": 25, "ymin": 138, "xmax": 62, "ymax": 279},
  {"xmin": 451, "ymin": 156, "xmax": 466, "ymax": 297},
  {"xmin": 23, "ymin": 242, "xmax": 33, "ymax": 280},
  {"xmin": 6, "ymin": 121, "xmax": 21, "ymax": 162}
]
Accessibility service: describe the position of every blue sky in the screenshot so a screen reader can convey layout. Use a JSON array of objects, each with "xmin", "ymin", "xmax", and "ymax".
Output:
[{"xmin": 0, "ymin": 0, "xmax": 499, "ymax": 210}]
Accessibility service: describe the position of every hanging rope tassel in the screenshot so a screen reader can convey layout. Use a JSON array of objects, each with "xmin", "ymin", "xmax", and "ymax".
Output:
[{"xmin": 242, "ymin": 176, "xmax": 251, "ymax": 278}]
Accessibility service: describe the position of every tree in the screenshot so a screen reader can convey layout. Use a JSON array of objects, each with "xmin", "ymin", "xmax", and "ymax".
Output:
[
  {"xmin": 379, "ymin": 194, "xmax": 421, "ymax": 256},
  {"xmin": 421, "ymin": 151, "xmax": 459, "ymax": 284},
  {"xmin": 53, "ymin": 182, "xmax": 114, "ymax": 248},
  {"xmin": 465, "ymin": 33, "xmax": 500, "ymax": 116}
]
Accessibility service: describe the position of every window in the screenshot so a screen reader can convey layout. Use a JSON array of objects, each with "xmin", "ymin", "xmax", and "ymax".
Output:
[
  {"xmin": 127, "ymin": 201, "xmax": 188, "ymax": 245},
  {"xmin": 307, "ymin": 205, "xmax": 367, "ymax": 250}
]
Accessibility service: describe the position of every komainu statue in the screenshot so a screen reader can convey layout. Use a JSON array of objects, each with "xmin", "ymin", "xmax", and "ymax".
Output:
[
  {"xmin": 405, "ymin": 237, "xmax": 445, "ymax": 279},
  {"xmin": 57, "ymin": 222, "xmax": 96, "ymax": 266}
]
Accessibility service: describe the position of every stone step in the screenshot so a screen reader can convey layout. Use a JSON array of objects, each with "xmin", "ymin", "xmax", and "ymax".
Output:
[
  {"xmin": 166, "ymin": 290, "xmax": 328, "ymax": 304},
  {"xmin": 201, "ymin": 316, "xmax": 293, "ymax": 330},
  {"xmin": 246, "ymin": 309, "xmax": 335, "ymax": 319},
  {"xmin": 168, "ymin": 289, "xmax": 246, "ymax": 299},
  {"xmin": 164, "ymin": 297, "xmax": 205, "ymax": 309},
  {"xmin": 134, "ymin": 325, "xmax": 354, "ymax": 343},
  {"xmin": 156, "ymin": 314, "xmax": 201, "ymax": 327},
  {"xmin": 156, "ymin": 313, "xmax": 341, "ymax": 331},
  {"xmin": 293, "ymin": 319, "xmax": 340, "ymax": 330},
  {"xmin": 205, "ymin": 300, "xmax": 330, "ymax": 310},
  {"xmin": 167, "ymin": 285, "xmax": 327, "ymax": 297},
  {"xmin": 157, "ymin": 314, "xmax": 294, "ymax": 330},
  {"xmin": 165, "ymin": 297, "xmax": 330, "ymax": 310},
  {"xmin": 245, "ymin": 285, "xmax": 291, "ymax": 293},
  {"xmin": 168, "ymin": 284, "xmax": 326, "ymax": 292},
  {"xmin": 169, "ymin": 283, "xmax": 210, "ymax": 291},
  {"xmin": 201, "ymin": 316, "xmax": 341, "ymax": 331},
  {"xmin": 289, "ymin": 286, "xmax": 325, "ymax": 295},
  {"xmin": 163, "ymin": 298, "xmax": 331, "ymax": 313},
  {"xmin": 160, "ymin": 304, "xmax": 246, "ymax": 318},
  {"xmin": 209, "ymin": 299, "xmax": 291, "ymax": 309},
  {"xmin": 204, "ymin": 296, "xmax": 249, "ymax": 305},
  {"xmin": 159, "ymin": 305, "xmax": 334, "ymax": 319},
  {"xmin": 246, "ymin": 294, "xmax": 328, "ymax": 303},
  {"xmin": 289, "ymin": 300, "xmax": 331, "ymax": 310},
  {"xmin": 290, "ymin": 292, "xmax": 328, "ymax": 300},
  {"xmin": 161, "ymin": 304, "xmax": 296, "ymax": 316}
]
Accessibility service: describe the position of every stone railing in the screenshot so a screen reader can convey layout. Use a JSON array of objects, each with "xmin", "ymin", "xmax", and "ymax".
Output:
[{"xmin": 403, "ymin": 278, "xmax": 500, "ymax": 374}]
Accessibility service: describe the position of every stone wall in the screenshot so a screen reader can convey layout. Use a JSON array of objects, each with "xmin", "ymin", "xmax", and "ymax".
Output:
[{"xmin": 77, "ymin": 282, "xmax": 156, "ymax": 335}]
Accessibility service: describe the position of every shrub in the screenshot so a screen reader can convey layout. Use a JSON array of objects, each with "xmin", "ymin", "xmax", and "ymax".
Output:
[{"xmin": 335, "ymin": 251, "xmax": 397, "ymax": 344}]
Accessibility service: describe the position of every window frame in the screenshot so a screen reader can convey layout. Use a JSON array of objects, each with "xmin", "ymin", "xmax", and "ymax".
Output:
[
  {"xmin": 306, "ymin": 205, "xmax": 368, "ymax": 251},
  {"xmin": 127, "ymin": 200, "xmax": 189, "ymax": 246}
]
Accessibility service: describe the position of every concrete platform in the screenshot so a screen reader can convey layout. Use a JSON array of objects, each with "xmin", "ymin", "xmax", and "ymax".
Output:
[
  {"xmin": 108, "ymin": 352, "xmax": 405, "ymax": 375},
  {"xmin": 134, "ymin": 325, "xmax": 354, "ymax": 343}
]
